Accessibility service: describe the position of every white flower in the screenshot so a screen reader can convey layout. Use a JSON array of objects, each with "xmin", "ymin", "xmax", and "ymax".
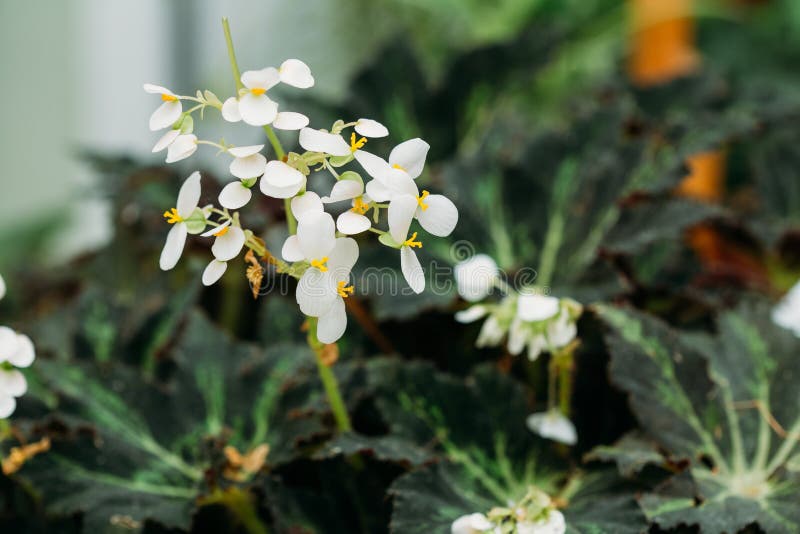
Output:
[
  {"xmin": 160, "ymin": 172, "xmax": 202, "ymax": 271},
  {"xmin": 508, "ymin": 296, "xmax": 577, "ymax": 360},
  {"xmin": 290, "ymin": 191, "xmax": 324, "ymax": 222},
  {"xmin": 455, "ymin": 255, "xmax": 500, "ymax": 302},
  {"xmin": 772, "ymin": 279, "xmax": 800, "ymax": 337},
  {"xmin": 0, "ymin": 274, "xmax": 5, "ymax": 301},
  {"xmin": 451, "ymin": 513, "xmax": 493, "ymax": 534},
  {"xmin": 321, "ymin": 176, "xmax": 372, "ymax": 235},
  {"xmin": 221, "ymin": 60, "xmax": 313, "ymax": 127},
  {"xmin": 526, "ymin": 410, "xmax": 577, "ymax": 445},
  {"xmin": 387, "ymin": 194, "xmax": 427, "ymax": 294},
  {"xmin": 298, "ymin": 118, "xmax": 389, "ymax": 157},
  {"xmin": 517, "ymin": 294, "xmax": 560, "ymax": 322},
  {"xmin": 517, "ymin": 510, "xmax": 566, "ymax": 534},
  {"xmin": 152, "ymin": 129, "xmax": 180, "ymax": 153},
  {"xmin": 218, "ymin": 145, "xmax": 268, "ymax": 210},
  {"xmin": 260, "ymin": 160, "xmax": 306, "ymax": 199},
  {"xmin": 165, "ymin": 134, "xmax": 198, "ymax": 163},
  {"xmin": 356, "ymin": 137, "xmax": 430, "ymax": 189},
  {"xmin": 144, "ymin": 83, "xmax": 182, "ymax": 131},
  {"xmin": 198, "ymin": 220, "xmax": 247, "ymax": 287},
  {"xmin": 0, "ymin": 326, "xmax": 36, "ymax": 419},
  {"xmin": 282, "ymin": 213, "xmax": 358, "ymax": 343}
]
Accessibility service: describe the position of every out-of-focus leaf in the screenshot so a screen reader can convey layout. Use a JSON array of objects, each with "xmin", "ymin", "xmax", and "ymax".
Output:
[
  {"xmin": 598, "ymin": 302, "xmax": 800, "ymax": 533},
  {"xmin": 585, "ymin": 432, "xmax": 665, "ymax": 478}
]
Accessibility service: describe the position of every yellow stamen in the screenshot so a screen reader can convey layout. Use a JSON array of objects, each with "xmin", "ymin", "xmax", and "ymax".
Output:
[
  {"xmin": 403, "ymin": 232, "xmax": 423, "ymax": 249},
  {"xmin": 416, "ymin": 190, "xmax": 430, "ymax": 211},
  {"xmin": 311, "ymin": 257, "xmax": 329, "ymax": 272},
  {"xmin": 351, "ymin": 196, "xmax": 369, "ymax": 215},
  {"xmin": 161, "ymin": 93, "xmax": 178, "ymax": 102},
  {"xmin": 163, "ymin": 208, "xmax": 182, "ymax": 224},
  {"xmin": 250, "ymin": 87, "xmax": 267, "ymax": 96},
  {"xmin": 213, "ymin": 225, "xmax": 230, "ymax": 237},
  {"xmin": 392, "ymin": 163, "xmax": 407, "ymax": 172},
  {"xmin": 337, "ymin": 280, "xmax": 355, "ymax": 298},
  {"xmin": 350, "ymin": 132, "xmax": 367, "ymax": 152}
]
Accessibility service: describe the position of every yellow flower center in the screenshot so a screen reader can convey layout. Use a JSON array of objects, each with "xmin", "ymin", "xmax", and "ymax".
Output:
[
  {"xmin": 392, "ymin": 163, "xmax": 407, "ymax": 172},
  {"xmin": 250, "ymin": 87, "xmax": 267, "ymax": 96},
  {"xmin": 214, "ymin": 225, "xmax": 230, "ymax": 237},
  {"xmin": 416, "ymin": 190, "xmax": 430, "ymax": 211},
  {"xmin": 351, "ymin": 196, "xmax": 369, "ymax": 215},
  {"xmin": 163, "ymin": 208, "xmax": 182, "ymax": 224},
  {"xmin": 403, "ymin": 232, "xmax": 423, "ymax": 248},
  {"xmin": 161, "ymin": 93, "xmax": 178, "ymax": 102},
  {"xmin": 337, "ymin": 280, "xmax": 355, "ymax": 298},
  {"xmin": 310, "ymin": 257, "xmax": 329, "ymax": 272},
  {"xmin": 350, "ymin": 132, "xmax": 367, "ymax": 152}
]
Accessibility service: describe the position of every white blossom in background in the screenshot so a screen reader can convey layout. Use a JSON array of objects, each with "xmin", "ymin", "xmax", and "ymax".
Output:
[
  {"xmin": 0, "ymin": 325, "xmax": 36, "ymax": 418},
  {"xmin": 455, "ymin": 254, "xmax": 499, "ymax": 302},
  {"xmin": 526, "ymin": 410, "xmax": 577, "ymax": 446},
  {"xmin": 772, "ymin": 279, "xmax": 800, "ymax": 337},
  {"xmin": 451, "ymin": 513, "xmax": 493, "ymax": 533},
  {"xmin": 451, "ymin": 487, "xmax": 567, "ymax": 534}
]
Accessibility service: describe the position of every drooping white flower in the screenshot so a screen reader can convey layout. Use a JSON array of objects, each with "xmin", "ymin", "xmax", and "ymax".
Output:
[
  {"xmin": 451, "ymin": 513, "xmax": 493, "ymax": 534},
  {"xmin": 160, "ymin": 172, "xmax": 202, "ymax": 271},
  {"xmin": 0, "ymin": 274, "xmax": 5, "ymax": 301},
  {"xmin": 152, "ymin": 129, "xmax": 181, "ymax": 153},
  {"xmin": 320, "ymin": 176, "xmax": 372, "ymax": 235},
  {"xmin": 221, "ymin": 60, "xmax": 313, "ymax": 127},
  {"xmin": 260, "ymin": 160, "xmax": 306, "ymax": 199},
  {"xmin": 0, "ymin": 326, "xmax": 36, "ymax": 419},
  {"xmin": 772, "ymin": 279, "xmax": 800, "ymax": 337},
  {"xmin": 198, "ymin": 220, "xmax": 247, "ymax": 287},
  {"xmin": 165, "ymin": 134, "xmax": 198, "ymax": 163},
  {"xmin": 508, "ymin": 296, "xmax": 577, "ymax": 361},
  {"xmin": 455, "ymin": 255, "xmax": 500, "ymax": 302},
  {"xmin": 298, "ymin": 119, "xmax": 389, "ymax": 157},
  {"xmin": 144, "ymin": 83, "xmax": 182, "ymax": 131},
  {"xmin": 526, "ymin": 410, "xmax": 577, "ymax": 446}
]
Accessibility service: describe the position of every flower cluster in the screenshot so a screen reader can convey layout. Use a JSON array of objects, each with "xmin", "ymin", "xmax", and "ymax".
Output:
[
  {"xmin": 145, "ymin": 59, "xmax": 458, "ymax": 344},
  {"xmin": 451, "ymin": 486, "xmax": 566, "ymax": 534},
  {"xmin": 0, "ymin": 274, "xmax": 36, "ymax": 419},
  {"xmin": 453, "ymin": 254, "xmax": 581, "ymax": 445}
]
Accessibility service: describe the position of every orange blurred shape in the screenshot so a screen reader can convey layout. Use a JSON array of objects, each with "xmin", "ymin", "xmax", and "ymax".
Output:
[
  {"xmin": 628, "ymin": 0, "xmax": 701, "ymax": 86},
  {"xmin": 676, "ymin": 151, "xmax": 726, "ymax": 202}
]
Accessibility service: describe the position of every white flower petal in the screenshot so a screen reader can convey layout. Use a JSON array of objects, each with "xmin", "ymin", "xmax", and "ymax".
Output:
[
  {"xmin": 365, "ymin": 179, "xmax": 392, "ymax": 202},
  {"xmin": 417, "ymin": 194, "xmax": 458, "ymax": 237},
  {"xmin": 239, "ymin": 93, "xmax": 278, "ymax": 126},
  {"xmin": 149, "ymin": 100, "xmax": 182, "ymax": 131},
  {"xmin": 279, "ymin": 59, "xmax": 314, "ymax": 88},
  {"xmin": 353, "ymin": 150, "xmax": 391, "ymax": 179},
  {"xmin": 507, "ymin": 320, "xmax": 527, "ymax": 355},
  {"xmin": 0, "ymin": 274, "xmax": 5, "ymax": 300},
  {"xmin": 222, "ymin": 97, "xmax": 242, "ymax": 122},
  {"xmin": 547, "ymin": 314, "xmax": 577, "ymax": 348},
  {"xmin": 384, "ymin": 168, "xmax": 419, "ymax": 198},
  {"xmin": 219, "ymin": 181, "xmax": 253, "ymax": 210},
  {"xmin": 327, "ymin": 237, "xmax": 359, "ymax": 277},
  {"xmin": 152, "ymin": 129, "xmax": 180, "ymax": 152},
  {"xmin": 0, "ymin": 369, "xmax": 27, "ymax": 397},
  {"xmin": 388, "ymin": 194, "xmax": 418, "ymax": 243},
  {"xmin": 259, "ymin": 179, "xmax": 305, "ymax": 199},
  {"xmin": 273, "ymin": 111, "xmax": 309, "ymax": 130},
  {"xmin": 299, "ymin": 128, "xmax": 350, "ymax": 156},
  {"xmin": 291, "ymin": 191, "xmax": 324, "ymax": 222},
  {"xmin": 230, "ymin": 153, "xmax": 267, "ymax": 179},
  {"xmin": 281, "ymin": 235, "xmax": 305, "ymax": 262},
  {"xmin": 517, "ymin": 294, "xmax": 559, "ymax": 322},
  {"xmin": 159, "ymin": 223, "xmax": 188, "ymax": 270},
  {"xmin": 0, "ymin": 327, "xmax": 18, "ymax": 363},
  {"xmin": 322, "ymin": 180, "xmax": 363, "ymax": 203},
  {"xmin": 262, "ymin": 160, "xmax": 304, "ymax": 188},
  {"xmin": 166, "ymin": 134, "xmax": 198, "ymax": 163},
  {"xmin": 451, "ymin": 513, "xmax": 493, "ymax": 534},
  {"xmin": 455, "ymin": 254, "xmax": 499, "ymax": 302},
  {"xmin": 336, "ymin": 211, "xmax": 371, "ymax": 235},
  {"xmin": 772, "ymin": 279, "xmax": 800, "ymax": 337},
  {"xmin": 476, "ymin": 315, "xmax": 505, "ymax": 347},
  {"xmin": 144, "ymin": 83, "xmax": 174, "ymax": 95},
  {"xmin": 526, "ymin": 411, "xmax": 577, "ymax": 445},
  {"xmin": 0, "ymin": 395, "xmax": 15, "ymax": 418},
  {"xmin": 202, "ymin": 259, "xmax": 228, "ymax": 286},
  {"xmin": 389, "ymin": 138, "xmax": 430, "ymax": 179},
  {"xmin": 176, "ymin": 171, "xmax": 201, "ymax": 218},
  {"xmin": 228, "ymin": 144, "xmax": 265, "ymax": 158},
  {"xmin": 317, "ymin": 297, "xmax": 347, "ymax": 343},
  {"xmin": 212, "ymin": 226, "xmax": 246, "ymax": 262},
  {"xmin": 201, "ymin": 220, "xmax": 230, "ymax": 238},
  {"xmin": 527, "ymin": 335, "xmax": 547, "ymax": 361},
  {"xmin": 297, "ymin": 212, "xmax": 336, "ymax": 260},
  {"xmin": 241, "ymin": 67, "xmax": 280, "ymax": 91},
  {"xmin": 296, "ymin": 270, "xmax": 336, "ymax": 317},
  {"xmin": 355, "ymin": 118, "xmax": 388, "ymax": 138},
  {"xmin": 454, "ymin": 305, "xmax": 489, "ymax": 323},
  {"xmin": 401, "ymin": 246, "xmax": 425, "ymax": 294},
  {"xmin": 8, "ymin": 334, "xmax": 35, "ymax": 368}
]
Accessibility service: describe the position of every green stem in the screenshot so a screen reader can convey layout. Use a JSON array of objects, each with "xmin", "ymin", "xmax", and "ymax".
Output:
[
  {"xmin": 222, "ymin": 18, "xmax": 243, "ymax": 92},
  {"xmin": 765, "ymin": 417, "xmax": 800, "ymax": 477},
  {"xmin": 307, "ymin": 318, "xmax": 353, "ymax": 432}
]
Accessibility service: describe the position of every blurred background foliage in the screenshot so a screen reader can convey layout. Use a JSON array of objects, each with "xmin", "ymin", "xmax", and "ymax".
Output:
[{"xmin": 2, "ymin": 0, "xmax": 800, "ymax": 533}]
